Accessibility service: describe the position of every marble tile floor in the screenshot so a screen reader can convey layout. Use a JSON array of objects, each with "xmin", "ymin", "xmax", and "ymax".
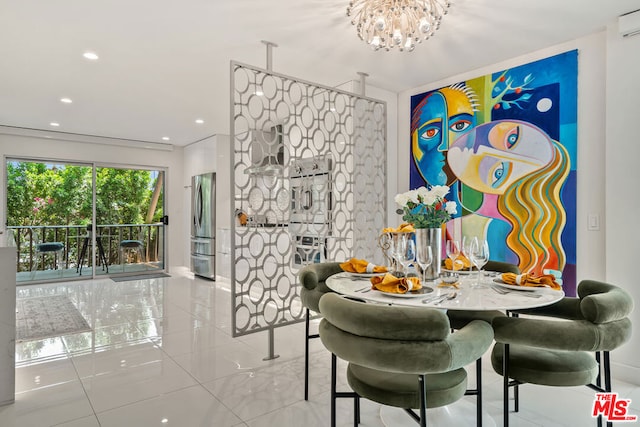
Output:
[{"xmin": 1, "ymin": 271, "xmax": 638, "ymax": 427}]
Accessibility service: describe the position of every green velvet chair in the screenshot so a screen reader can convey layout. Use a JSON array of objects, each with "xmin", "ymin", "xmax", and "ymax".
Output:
[
  {"xmin": 298, "ymin": 262, "xmax": 343, "ymax": 400},
  {"xmin": 319, "ymin": 292, "xmax": 494, "ymax": 427},
  {"xmin": 445, "ymin": 259, "xmax": 519, "ymax": 425},
  {"xmin": 491, "ymin": 279, "xmax": 634, "ymax": 427}
]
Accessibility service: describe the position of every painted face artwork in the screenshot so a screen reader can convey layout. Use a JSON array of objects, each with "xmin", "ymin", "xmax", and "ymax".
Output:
[
  {"xmin": 447, "ymin": 120, "xmax": 555, "ymax": 194},
  {"xmin": 411, "ymin": 87, "xmax": 476, "ymax": 186}
]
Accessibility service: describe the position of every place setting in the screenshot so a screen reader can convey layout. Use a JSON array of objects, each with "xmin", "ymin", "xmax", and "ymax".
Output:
[{"xmin": 337, "ymin": 256, "xmax": 435, "ymax": 298}]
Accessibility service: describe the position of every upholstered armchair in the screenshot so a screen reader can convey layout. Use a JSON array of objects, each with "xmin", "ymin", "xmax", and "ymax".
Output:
[
  {"xmin": 297, "ymin": 262, "xmax": 343, "ymax": 400},
  {"xmin": 318, "ymin": 292, "xmax": 494, "ymax": 427},
  {"xmin": 491, "ymin": 279, "xmax": 634, "ymax": 427}
]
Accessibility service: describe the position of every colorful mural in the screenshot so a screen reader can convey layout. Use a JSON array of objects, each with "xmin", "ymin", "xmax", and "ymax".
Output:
[{"xmin": 410, "ymin": 50, "xmax": 578, "ymax": 294}]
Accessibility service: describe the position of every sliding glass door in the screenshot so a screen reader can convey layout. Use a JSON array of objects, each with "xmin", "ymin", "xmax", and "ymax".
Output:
[
  {"xmin": 6, "ymin": 158, "xmax": 165, "ymax": 283},
  {"xmin": 94, "ymin": 166, "xmax": 165, "ymax": 277}
]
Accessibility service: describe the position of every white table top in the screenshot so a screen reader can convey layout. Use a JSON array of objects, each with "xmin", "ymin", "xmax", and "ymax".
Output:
[{"xmin": 325, "ymin": 271, "xmax": 565, "ymax": 311}]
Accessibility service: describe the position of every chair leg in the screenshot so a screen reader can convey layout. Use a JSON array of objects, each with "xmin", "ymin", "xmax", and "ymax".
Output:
[
  {"xmin": 56, "ymin": 250, "xmax": 64, "ymax": 278},
  {"xmin": 476, "ymin": 358, "xmax": 483, "ymax": 427},
  {"xmin": 604, "ymin": 351, "xmax": 612, "ymax": 427},
  {"xmin": 304, "ymin": 308, "xmax": 310, "ymax": 401},
  {"xmin": 354, "ymin": 395, "xmax": 360, "ymax": 426},
  {"xmin": 418, "ymin": 374, "xmax": 427, "ymax": 427},
  {"xmin": 30, "ymin": 254, "xmax": 40, "ymax": 280},
  {"xmin": 331, "ymin": 353, "xmax": 337, "ymax": 427},
  {"xmin": 503, "ymin": 344, "xmax": 510, "ymax": 427}
]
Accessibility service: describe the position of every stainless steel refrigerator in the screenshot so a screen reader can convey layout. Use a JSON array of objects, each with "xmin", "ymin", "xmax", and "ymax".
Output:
[{"xmin": 191, "ymin": 173, "xmax": 216, "ymax": 280}]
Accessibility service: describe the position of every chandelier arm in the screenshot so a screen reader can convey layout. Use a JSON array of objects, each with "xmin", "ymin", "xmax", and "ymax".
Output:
[{"xmin": 347, "ymin": 0, "xmax": 451, "ymax": 51}]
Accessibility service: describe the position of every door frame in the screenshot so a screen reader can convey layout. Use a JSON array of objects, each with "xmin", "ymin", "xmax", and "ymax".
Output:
[{"xmin": 3, "ymin": 155, "xmax": 168, "ymax": 284}]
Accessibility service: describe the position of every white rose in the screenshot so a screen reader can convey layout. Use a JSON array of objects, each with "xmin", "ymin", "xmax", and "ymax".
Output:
[
  {"xmin": 445, "ymin": 201, "xmax": 457, "ymax": 215},
  {"xmin": 416, "ymin": 186, "xmax": 430, "ymax": 201},
  {"xmin": 394, "ymin": 192, "xmax": 410, "ymax": 207},
  {"xmin": 421, "ymin": 190, "xmax": 437, "ymax": 206},
  {"xmin": 431, "ymin": 185, "xmax": 450, "ymax": 199},
  {"xmin": 406, "ymin": 189, "xmax": 420, "ymax": 204}
]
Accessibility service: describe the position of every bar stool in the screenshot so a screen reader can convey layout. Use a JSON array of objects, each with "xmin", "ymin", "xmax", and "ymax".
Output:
[
  {"xmin": 119, "ymin": 239, "xmax": 145, "ymax": 272},
  {"xmin": 31, "ymin": 242, "xmax": 65, "ymax": 279},
  {"xmin": 77, "ymin": 224, "xmax": 109, "ymax": 275}
]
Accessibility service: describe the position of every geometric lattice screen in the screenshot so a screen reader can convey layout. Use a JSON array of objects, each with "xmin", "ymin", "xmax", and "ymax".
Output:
[{"xmin": 230, "ymin": 61, "xmax": 386, "ymax": 339}]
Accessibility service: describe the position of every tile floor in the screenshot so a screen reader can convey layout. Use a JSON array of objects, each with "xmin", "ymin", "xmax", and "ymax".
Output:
[{"xmin": 1, "ymin": 270, "xmax": 638, "ymax": 427}]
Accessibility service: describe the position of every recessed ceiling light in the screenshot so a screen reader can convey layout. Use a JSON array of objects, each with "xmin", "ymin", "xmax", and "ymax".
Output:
[
  {"xmin": 83, "ymin": 51, "xmax": 99, "ymax": 60},
  {"xmin": 50, "ymin": 122, "xmax": 60, "ymax": 127},
  {"xmin": 195, "ymin": 119, "xmax": 204, "ymax": 124},
  {"xmin": 60, "ymin": 97, "xmax": 73, "ymax": 104},
  {"xmin": 162, "ymin": 137, "xmax": 170, "ymax": 141}
]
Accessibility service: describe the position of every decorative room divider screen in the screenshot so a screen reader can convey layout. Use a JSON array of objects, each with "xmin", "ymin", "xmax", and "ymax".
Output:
[{"xmin": 230, "ymin": 61, "xmax": 386, "ymax": 354}]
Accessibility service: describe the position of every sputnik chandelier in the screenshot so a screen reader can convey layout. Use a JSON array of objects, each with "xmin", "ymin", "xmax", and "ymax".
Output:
[{"xmin": 347, "ymin": 0, "xmax": 451, "ymax": 52}]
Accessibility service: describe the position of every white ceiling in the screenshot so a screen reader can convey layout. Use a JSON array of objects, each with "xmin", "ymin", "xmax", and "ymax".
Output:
[{"xmin": 1, "ymin": 0, "xmax": 638, "ymax": 146}]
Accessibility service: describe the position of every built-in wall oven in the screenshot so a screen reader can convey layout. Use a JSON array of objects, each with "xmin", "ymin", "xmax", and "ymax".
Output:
[
  {"xmin": 292, "ymin": 235, "xmax": 326, "ymax": 267},
  {"xmin": 289, "ymin": 156, "xmax": 332, "ymax": 268}
]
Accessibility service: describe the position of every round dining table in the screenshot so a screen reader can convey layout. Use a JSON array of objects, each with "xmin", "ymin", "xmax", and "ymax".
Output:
[
  {"xmin": 324, "ymin": 269, "xmax": 565, "ymax": 427},
  {"xmin": 325, "ymin": 271, "xmax": 564, "ymax": 310}
]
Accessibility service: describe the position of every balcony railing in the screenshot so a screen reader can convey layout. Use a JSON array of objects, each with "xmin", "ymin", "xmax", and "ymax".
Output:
[{"xmin": 8, "ymin": 223, "xmax": 163, "ymax": 273}]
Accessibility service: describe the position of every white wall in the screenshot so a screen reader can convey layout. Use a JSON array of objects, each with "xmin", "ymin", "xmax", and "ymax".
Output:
[
  {"xmin": 397, "ymin": 32, "xmax": 640, "ymax": 382},
  {"xmin": 341, "ymin": 80, "xmax": 399, "ymax": 224},
  {"xmin": 605, "ymin": 23, "xmax": 640, "ymax": 384},
  {"xmin": 0, "ymin": 132, "xmax": 185, "ymax": 272},
  {"xmin": 366, "ymin": 84, "xmax": 399, "ymax": 226},
  {"xmin": 183, "ymin": 134, "xmax": 231, "ymax": 275}
]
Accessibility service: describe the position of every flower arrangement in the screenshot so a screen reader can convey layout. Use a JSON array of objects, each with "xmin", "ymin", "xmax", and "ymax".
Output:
[{"xmin": 394, "ymin": 185, "xmax": 457, "ymax": 229}]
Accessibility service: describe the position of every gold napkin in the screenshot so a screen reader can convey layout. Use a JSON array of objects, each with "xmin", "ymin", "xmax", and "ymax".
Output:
[
  {"xmin": 382, "ymin": 222, "xmax": 415, "ymax": 233},
  {"xmin": 443, "ymin": 254, "xmax": 473, "ymax": 271},
  {"xmin": 500, "ymin": 273, "xmax": 562, "ymax": 290},
  {"xmin": 340, "ymin": 258, "xmax": 388, "ymax": 274},
  {"xmin": 370, "ymin": 273, "xmax": 421, "ymax": 294}
]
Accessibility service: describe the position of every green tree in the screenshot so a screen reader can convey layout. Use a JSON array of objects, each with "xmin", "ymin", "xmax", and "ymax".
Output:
[{"xmin": 7, "ymin": 161, "xmax": 161, "ymax": 227}]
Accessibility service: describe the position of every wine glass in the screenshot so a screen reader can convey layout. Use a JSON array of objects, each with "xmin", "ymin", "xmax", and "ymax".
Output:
[
  {"xmin": 390, "ymin": 233, "xmax": 405, "ymax": 275},
  {"xmin": 445, "ymin": 240, "xmax": 461, "ymax": 271},
  {"xmin": 461, "ymin": 236, "xmax": 473, "ymax": 261},
  {"xmin": 416, "ymin": 244, "xmax": 433, "ymax": 285},
  {"xmin": 469, "ymin": 237, "xmax": 490, "ymax": 286},
  {"xmin": 396, "ymin": 237, "xmax": 416, "ymax": 278}
]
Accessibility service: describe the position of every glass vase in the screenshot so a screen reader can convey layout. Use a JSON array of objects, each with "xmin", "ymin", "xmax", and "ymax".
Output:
[{"xmin": 415, "ymin": 228, "xmax": 442, "ymax": 280}]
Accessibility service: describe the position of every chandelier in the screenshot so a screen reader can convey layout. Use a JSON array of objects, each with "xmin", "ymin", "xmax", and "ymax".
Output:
[{"xmin": 347, "ymin": 0, "xmax": 451, "ymax": 52}]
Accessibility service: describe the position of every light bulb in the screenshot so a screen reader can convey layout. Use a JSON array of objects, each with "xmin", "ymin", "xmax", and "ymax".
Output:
[
  {"xmin": 419, "ymin": 18, "xmax": 431, "ymax": 33},
  {"xmin": 393, "ymin": 29, "xmax": 402, "ymax": 45}
]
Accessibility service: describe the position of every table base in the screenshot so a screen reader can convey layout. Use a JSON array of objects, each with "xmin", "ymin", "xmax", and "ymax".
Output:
[{"xmin": 379, "ymin": 400, "xmax": 496, "ymax": 427}]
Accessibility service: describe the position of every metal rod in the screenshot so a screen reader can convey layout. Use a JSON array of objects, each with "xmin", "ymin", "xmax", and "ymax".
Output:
[
  {"xmin": 331, "ymin": 354, "xmax": 337, "ymax": 427},
  {"xmin": 261, "ymin": 40, "xmax": 278, "ymax": 71},
  {"xmin": 262, "ymin": 327, "xmax": 280, "ymax": 361},
  {"xmin": 304, "ymin": 309, "xmax": 310, "ymax": 400},
  {"xmin": 356, "ymin": 72, "xmax": 369, "ymax": 96},
  {"xmin": 418, "ymin": 374, "xmax": 427, "ymax": 426},
  {"xmin": 477, "ymin": 358, "xmax": 483, "ymax": 427},
  {"xmin": 503, "ymin": 344, "xmax": 510, "ymax": 427}
]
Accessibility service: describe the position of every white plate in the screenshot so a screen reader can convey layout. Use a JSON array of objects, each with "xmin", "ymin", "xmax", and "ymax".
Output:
[
  {"xmin": 344, "ymin": 271, "xmax": 387, "ymax": 278},
  {"xmin": 492, "ymin": 278, "xmax": 542, "ymax": 292},
  {"xmin": 373, "ymin": 286, "xmax": 434, "ymax": 298}
]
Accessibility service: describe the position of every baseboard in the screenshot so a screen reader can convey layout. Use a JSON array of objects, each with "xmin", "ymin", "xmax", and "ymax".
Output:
[{"xmin": 612, "ymin": 361, "xmax": 640, "ymax": 386}]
